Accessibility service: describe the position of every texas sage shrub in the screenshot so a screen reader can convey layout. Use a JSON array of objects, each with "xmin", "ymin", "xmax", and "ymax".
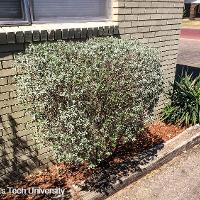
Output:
[{"xmin": 15, "ymin": 37, "xmax": 162, "ymax": 167}]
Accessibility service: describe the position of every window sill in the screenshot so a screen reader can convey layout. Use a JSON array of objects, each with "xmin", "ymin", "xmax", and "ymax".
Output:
[{"xmin": 0, "ymin": 21, "xmax": 119, "ymax": 44}]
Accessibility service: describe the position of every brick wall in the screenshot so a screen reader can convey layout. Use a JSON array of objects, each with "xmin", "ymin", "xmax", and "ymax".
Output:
[
  {"xmin": 0, "ymin": 0, "xmax": 183, "ymax": 184},
  {"xmin": 0, "ymin": 46, "xmax": 55, "ymax": 184},
  {"xmin": 113, "ymin": 0, "xmax": 183, "ymax": 112}
]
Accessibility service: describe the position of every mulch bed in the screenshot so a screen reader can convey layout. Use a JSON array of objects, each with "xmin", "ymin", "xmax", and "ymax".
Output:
[{"xmin": 2, "ymin": 121, "xmax": 184, "ymax": 200}]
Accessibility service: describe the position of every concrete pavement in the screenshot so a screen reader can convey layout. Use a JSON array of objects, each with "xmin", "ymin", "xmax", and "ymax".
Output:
[
  {"xmin": 177, "ymin": 38, "xmax": 200, "ymax": 68},
  {"xmin": 177, "ymin": 27, "xmax": 200, "ymax": 68},
  {"xmin": 107, "ymin": 144, "xmax": 200, "ymax": 200}
]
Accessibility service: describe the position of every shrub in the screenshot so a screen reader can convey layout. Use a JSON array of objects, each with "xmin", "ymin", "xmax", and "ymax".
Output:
[
  {"xmin": 15, "ymin": 37, "xmax": 162, "ymax": 167},
  {"xmin": 183, "ymin": 8, "xmax": 187, "ymax": 18},
  {"xmin": 161, "ymin": 73, "xmax": 200, "ymax": 127}
]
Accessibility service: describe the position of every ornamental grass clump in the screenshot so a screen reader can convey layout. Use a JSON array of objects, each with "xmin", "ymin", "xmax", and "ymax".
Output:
[
  {"xmin": 162, "ymin": 73, "xmax": 200, "ymax": 127},
  {"xmin": 15, "ymin": 37, "xmax": 162, "ymax": 167}
]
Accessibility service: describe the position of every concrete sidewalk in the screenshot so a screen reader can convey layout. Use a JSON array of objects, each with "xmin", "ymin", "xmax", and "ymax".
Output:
[{"xmin": 107, "ymin": 144, "xmax": 200, "ymax": 200}]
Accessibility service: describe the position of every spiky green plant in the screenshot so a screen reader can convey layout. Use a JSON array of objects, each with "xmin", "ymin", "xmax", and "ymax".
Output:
[{"xmin": 162, "ymin": 73, "xmax": 200, "ymax": 127}]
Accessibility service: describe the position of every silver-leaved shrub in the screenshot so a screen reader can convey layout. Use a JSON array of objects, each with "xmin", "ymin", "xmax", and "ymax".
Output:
[{"xmin": 15, "ymin": 37, "xmax": 162, "ymax": 167}]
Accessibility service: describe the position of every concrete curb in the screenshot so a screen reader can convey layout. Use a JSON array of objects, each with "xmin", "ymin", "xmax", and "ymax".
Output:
[{"xmin": 72, "ymin": 124, "xmax": 200, "ymax": 200}]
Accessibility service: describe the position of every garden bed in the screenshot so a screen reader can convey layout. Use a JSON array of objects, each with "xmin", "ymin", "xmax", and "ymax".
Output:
[{"xmin": 2, "ymin": 121, "xmax": 184, "ymax": 200}]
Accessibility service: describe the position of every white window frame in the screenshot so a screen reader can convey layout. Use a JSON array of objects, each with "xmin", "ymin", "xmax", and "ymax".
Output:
[
  {"xmin": 0, "ymin": 0, "xmax": 111, "ymax": 25},
  {"xmin": 0, "ymin": 0, "xmax": 31, "ymax": 25}
]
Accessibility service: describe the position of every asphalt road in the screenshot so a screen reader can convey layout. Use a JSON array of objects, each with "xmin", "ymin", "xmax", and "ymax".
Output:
[{"xmin": 107, "ymin": 144, "xmax": 200, "ymax": 200}]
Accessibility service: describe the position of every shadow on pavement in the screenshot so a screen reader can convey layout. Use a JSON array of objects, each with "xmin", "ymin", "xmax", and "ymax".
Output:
[{"xmin": 176, "ymin": 64, "xmax": 200, "ymax": 81}]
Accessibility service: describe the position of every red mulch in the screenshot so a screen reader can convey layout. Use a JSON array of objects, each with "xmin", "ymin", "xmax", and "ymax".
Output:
[
  {"xmin": 146, "ymin": 121, "xmax": 185, "ymax": 142},
  {"xmin": 2, "ymin": 121, "xmax": 184, "ymax": 200}
]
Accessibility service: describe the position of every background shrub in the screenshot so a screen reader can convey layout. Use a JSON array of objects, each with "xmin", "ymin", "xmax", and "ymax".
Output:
[
  {"xmin": 15, "ymin": 37, "xmax": 162, "ymax": 167},
  {"xmin": 162, "ymin": 73, "xmax": 200, "ymax": 127}
]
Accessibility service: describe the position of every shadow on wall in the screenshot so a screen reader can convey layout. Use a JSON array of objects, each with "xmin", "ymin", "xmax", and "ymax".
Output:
[
  {"xmin": 175, "ymin": 64, "xmax": 200, "ymax": 81},
  {"xmin": 0, "ymin": 115, "xmax": 43, "ymax": 186}
]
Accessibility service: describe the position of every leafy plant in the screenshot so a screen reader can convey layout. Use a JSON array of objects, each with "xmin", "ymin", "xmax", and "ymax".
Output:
[
  {"xmin": 183, "ymin": 8, "xmax": 187, "ymax": 18},
  {"xmin": 162, "ymin": 73, "xmax": 200, "ymax": 127},
  {"xmin": 15, "ymin": 37, "xmax": 162, "ymax": 167}
]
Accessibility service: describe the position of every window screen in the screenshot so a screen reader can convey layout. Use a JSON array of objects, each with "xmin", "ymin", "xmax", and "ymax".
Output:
[
  {"xmin": 0, "ymin": 0, "xmax": 23, "ymax": 20},
  {"xmin": 31, "ymin": 0, "xmax": 110, "ymax": 22}
]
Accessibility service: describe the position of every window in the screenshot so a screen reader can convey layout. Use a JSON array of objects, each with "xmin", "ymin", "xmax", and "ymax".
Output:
[
  {"xmin": 0, "ymin": 0, "xmax": 30, "ymax": 25},
  {"xmin": 0, "ymin": 0, "xmax": 111, "ymax": 25}
]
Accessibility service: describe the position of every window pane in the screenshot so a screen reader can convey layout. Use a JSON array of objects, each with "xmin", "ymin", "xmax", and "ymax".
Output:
[
  {"xmin": 32, "ymin": 0, "xmax": 110, "ymax": 21},
  {"xmin": 0, "ymin": 0, "xmax": 22, "ymax": 19}
]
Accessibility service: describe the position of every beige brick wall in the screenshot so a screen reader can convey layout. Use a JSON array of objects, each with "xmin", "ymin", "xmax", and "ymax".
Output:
[
  {"xmin": 0, "ymin": 0, "xmax": 184, "ymax": 183},
  {"xmin": 113, "ymin": 0, "xmax": 183, "ymax": 112},
  {"xmin": 0, "ymin": 49, "xmax": 54, "ymax": 184}
]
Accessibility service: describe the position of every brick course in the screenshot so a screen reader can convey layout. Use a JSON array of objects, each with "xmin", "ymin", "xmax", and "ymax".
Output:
[
  {"xmin": 114, "ymin": 0, "xmax": 183, "ymax": 112},
  {"xmin": 0, "ymin": 0, "xmax": 183, "ymax": 184}
]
